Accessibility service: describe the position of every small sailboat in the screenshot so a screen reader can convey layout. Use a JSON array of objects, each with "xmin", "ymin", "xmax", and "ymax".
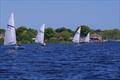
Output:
[
  {"xmin": 35, "ymin": 24, "xmax": 46, "ymax": 46},
  {"xmin": 4, "ymin": 13, "xmax": 17, "ymax": 46},
  {"xmin": 4, "ymin": 13, "xmax": 24, "ymax": 49},
  {"xmin": 84, "ymin": 32, "xmax": 90, "ymax": 42},
  {"xmin": 72, "ymin": 27, "xmax": 81, "ymax": 44}
]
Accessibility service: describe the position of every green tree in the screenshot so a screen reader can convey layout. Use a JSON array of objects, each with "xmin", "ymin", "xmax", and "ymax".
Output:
[
  {"xmin": 0, "ymin": 29, "xmax": 5, "ymax": 33},
  {"xmin": 81, "ymin": 25, "xmax": 91, "ymax": 37},
  {"xmin": 16, "ymin": 27, "xmax": 36, "ymax": 44},
  {"xmin": 55, "ymin": 27, "xmax": 73, "ymax": 42},
  {"xmin": 45, "ymin": 27, "xmax": 55, "ymax": 41},
  {"xmin": 0, "ymin": 29, "xmax": 5, "ymax": 44},
  {"xmin": 60, "ymin": 31, "xmax": 72, "ymax": 41},
  {"xmin": 102, "ymin": 29, "xmax": 120, "ymax": 40},
  {"xmin": 55, "ymin": 27, "xmax": 73, "ymax": 33}
]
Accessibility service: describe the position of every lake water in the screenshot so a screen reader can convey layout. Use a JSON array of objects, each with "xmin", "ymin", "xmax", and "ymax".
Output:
[{"xmin": 0, "ymin": 42, "xmax": 120, "ymax": 80}]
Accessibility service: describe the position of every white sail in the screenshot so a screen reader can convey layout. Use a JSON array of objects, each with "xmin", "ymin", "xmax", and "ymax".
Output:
[
  {"xmin": 35, "ymin": 24, "xmax": 45, "ymax": 44},
  {"xmin": 72, "ymin": 27, "xmax": 81, "ymax": 43},
  {"xmin": 84, "ymin": 32, "xmax": 90, "ymax": 42},
  {"xmin": 4, "ymin": 13, "xmax": 17, "ymax": 45}
]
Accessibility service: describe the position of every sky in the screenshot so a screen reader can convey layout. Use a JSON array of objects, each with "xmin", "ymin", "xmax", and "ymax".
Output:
[{"xmin": 0, "ymin": 0, "xmax": 120, "ymax": 30}]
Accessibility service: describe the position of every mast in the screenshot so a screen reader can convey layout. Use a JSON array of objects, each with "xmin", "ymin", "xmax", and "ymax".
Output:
[{"xmin": 79, "ymin": 27, "xmax": 81, "ymax": 43}]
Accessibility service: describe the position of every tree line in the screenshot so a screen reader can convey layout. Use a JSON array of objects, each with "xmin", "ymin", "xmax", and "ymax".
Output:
[{"xmin": 0, "ymin": 25, "xmax": 120, "ymax": 44}]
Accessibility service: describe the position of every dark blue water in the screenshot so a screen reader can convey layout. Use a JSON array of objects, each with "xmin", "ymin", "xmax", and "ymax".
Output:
[{"xmin": 0, "ymin": 42, "xmax": 120, "ymax": 80}]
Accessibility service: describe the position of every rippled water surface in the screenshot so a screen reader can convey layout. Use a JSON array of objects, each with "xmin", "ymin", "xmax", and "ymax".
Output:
[{"xmin": 0, "ymin": 42, "xmax": 120, "ymax": 80}]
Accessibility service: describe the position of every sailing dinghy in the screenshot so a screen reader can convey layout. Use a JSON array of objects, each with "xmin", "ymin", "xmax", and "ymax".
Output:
[
  {"xmin": 35, "ymin": 24, "xmax": 46, "ymax": 46},
  {"xmin": 4, "ymin": 13, "xmax": 23, "ymax": 49}
]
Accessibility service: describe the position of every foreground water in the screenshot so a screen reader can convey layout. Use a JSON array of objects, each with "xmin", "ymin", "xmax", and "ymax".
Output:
[{"xmin": 0, "ymin": 42, "xmax": 120, "ymax": 80}]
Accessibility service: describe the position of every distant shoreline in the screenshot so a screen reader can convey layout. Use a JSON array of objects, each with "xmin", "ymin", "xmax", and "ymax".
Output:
[{"xmin": 0, "ymin": 26, "xmax": 120, "ymax": 44}]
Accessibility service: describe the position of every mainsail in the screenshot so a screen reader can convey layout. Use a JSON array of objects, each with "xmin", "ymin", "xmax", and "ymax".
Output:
[
  {"xmin": 84, "ymin": 32, "xmax": 90, "ymax": 42},
  {"xmin": 72, "ymin": 27, "xmax": 81, "ymax": 43},
  {"xmin": 4, "ymin": 13, "xmax": 17, "ymax": 45},
  {"xmin": 35, "ymin": 24, "xmax": 45, "ymax": 44}
]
